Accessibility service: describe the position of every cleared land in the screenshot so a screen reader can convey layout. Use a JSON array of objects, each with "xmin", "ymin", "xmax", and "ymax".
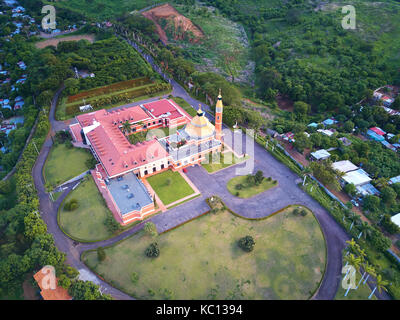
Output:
[
  {"xmin": 34, "ymin": 34, "xmax": 95, "ymax": 49},
  {"xmin": 83, "ymin": 205, "xmax": 326, "ymax": 299},
  {"xmin": 58, "ymin": 177, "xmax": 113, "ymax": 242},
  {"xmin": 227, "ymin": 175, "xmax": 277, "ymax": 198},
  {"xmin": 147, "ymin": 170, "xmax": 195, "ymax": 205},
  {"xmin": 44, "ymin": 143, "xmax": 92, "ymax": 187}
]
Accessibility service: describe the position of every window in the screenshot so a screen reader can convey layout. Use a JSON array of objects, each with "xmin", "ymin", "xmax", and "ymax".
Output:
[
  {"xmin": 153, "ymin": 167, "xmax": 156, "ymax": 173},
  {"xmin": 144, "ymin": 170, "xmax": 148, "ymax": 175},
  {"xmin": 161, "ymin": 164, "xmax": 165, "ymax": 169}
]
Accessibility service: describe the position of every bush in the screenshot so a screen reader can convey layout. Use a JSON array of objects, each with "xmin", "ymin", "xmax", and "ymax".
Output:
[
  {"xmin": 131, "ymin": 272, "xmax": 139, "ymax": 284},
  {"xmin": 293, "ymin": 208, "xmax": 300, "ymax": 216},
  {"xmin": 145, "ymin": 242, "xmax": 160, "ymax": 258},
  {"xmin": 238, "ymin": 236, "xmax": 255, "ymax": 252},
  {"xmin": 64, "ymin": 199, "xmax": 79, "ymax": 211},
  {"xmin": 235, "ymin": 184, "xmax": 243, "ymax": 190},
  {"xmin": 300, "ymin": 209, "xmax": 308, "ymax": 217},
  {"xmin": 97, "ymin": 247, "xmax": 106, "ymax": 262}
]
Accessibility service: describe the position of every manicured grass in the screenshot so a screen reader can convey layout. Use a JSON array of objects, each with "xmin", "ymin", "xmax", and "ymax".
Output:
[
  {"xmin": 44, "ymin": 144, "xmax": 93, "ymax": 187},
  {"xmin": 147, "ymin": 170, "xmax": 195, "ymax": 206},
  {"xmin": 227, "ymin": 175, "xmax": 277, "ymax": 198},
  {"xmin": 172, "ymin": 97, "xmax": 197, "ymax": 117},
  {"xmin": 202, "ymin": 152, "xmax": 248, "ymax": 173},
  {"xmin": 58, "ymin": 177, "xmax": 113, "ymax": 242},
  {"xmin": 83, "ymin": 205, "xmax": 326, "ymax": 299}
]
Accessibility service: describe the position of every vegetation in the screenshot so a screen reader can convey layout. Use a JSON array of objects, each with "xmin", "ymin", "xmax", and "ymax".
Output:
[
  {"xmin": 147, "ymin": 170, "xmax": 195, "ymax": 206},
  {"xmin": 58, "ymin": 178, "xmax": 113, "ymax": 242},
  {"xmin": 227, "ymin": 174, "xmax": 277, "ymax": 198},
  {"xmin": 83, "ymin": 205, "xmax": 325, "ymax": 299},
  {"xmin": 238, "ymin": 235, "xmax": 255, "ymax": 252},
  {"xmin": 44, "ymin": 143, "xmax": 93, "ymax": 189}
]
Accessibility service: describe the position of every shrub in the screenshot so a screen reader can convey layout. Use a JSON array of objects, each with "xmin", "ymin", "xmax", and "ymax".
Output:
[
  {"xmin": 131, "ymin": 272, "xmax": 139, "ymax": 284},
  {"xmin": 145, "ymin": 242, "xmax": 160, "ymax": 258},
  {"xmin": 64, "ymin": 199, "xmax": 79, "ymax": 211},
  {"xmin": 97, "ymin": 247, "xmax": 106, "ymax": 262},
  {"xmin": 235, "ymin": 191, "xmax": 240, "ymax": 197},
  {"xmin": 293, "ymin": 208, "xmax": 300, "ymax": 215},
  {"xmin": 235, "ymin": 183, "xmax": 243, "ymax": 190},
  {"xmin": 267, "ymin": 177, "xmax": 272, "ymax": 181},
  {"xmin": 300, "ymin": 209, "xmax": 308, "ymax": 216},
  {"xmin": 238, "ymin": 236, "xmax": 255, "ymax": 252}
]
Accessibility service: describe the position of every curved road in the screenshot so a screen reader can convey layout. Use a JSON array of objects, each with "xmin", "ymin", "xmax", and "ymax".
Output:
[{"xmin": 31, "ymin": 36, "xmax": 391, "ymax": 300}]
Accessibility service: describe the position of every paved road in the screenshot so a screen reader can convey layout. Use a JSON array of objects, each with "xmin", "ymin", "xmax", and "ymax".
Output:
[{"xmin": 31, "ymin": 35, "xmax": 392, "ymax": 300}]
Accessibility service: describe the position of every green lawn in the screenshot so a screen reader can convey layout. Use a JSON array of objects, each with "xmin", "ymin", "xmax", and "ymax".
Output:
[
  {"xmin": 83, "ymin": 205, "xmax": 326, "ymax": 299},
  {"xmin": 227, "ymin": 175, "xmax": 277, "ymax": 198},
  {"xmin": 58, "ymin": 177, "xmax": 113, "ymax": 242},
  {"xmin": 172, "ymin": 97, "xmax": 197, "ymax": 117},
  {"xmin": 202, "ymin": 152, "xmax": 248, "ymax": 173},
  {"xmin": 44, "ymin": 143, "xmax": 93, "ymax": 187},
  {"xmin": 147, "ymin": 170, "xmax": 195, "ymax": 206}
]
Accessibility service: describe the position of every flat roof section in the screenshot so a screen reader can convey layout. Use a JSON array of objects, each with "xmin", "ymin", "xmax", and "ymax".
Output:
[
  {"xmin": 332, "ymin": 160, "xmax": 358, "ymax": 173},
  {"xmin": 106, "ymin": 172, "xmax": 153, "ymax": 216}
]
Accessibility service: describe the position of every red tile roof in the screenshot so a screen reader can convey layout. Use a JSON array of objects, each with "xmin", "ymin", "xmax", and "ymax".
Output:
[
  {"xmin": 33, "ymin": 268, "xmax": 72, "ymax": 300},
  {"xmin": 76, "ymin": 103, "xmax": 175, "ymax": 177},
  {"xmin": 143, "ymin": 99, "xmax": 188, "ymax": 120}
]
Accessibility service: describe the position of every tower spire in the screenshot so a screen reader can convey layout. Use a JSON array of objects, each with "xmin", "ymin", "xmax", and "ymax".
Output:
[{"xmin": 215, "ymin": 90, "xmax": 223, "ymax": 141}]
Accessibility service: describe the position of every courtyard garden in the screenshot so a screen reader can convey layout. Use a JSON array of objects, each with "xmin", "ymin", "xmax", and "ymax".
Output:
[
  {"xmin": 147, "ymin": 170, "xmax": 195, "ymax": 206},
  {"xmin": 44, "ymin": 142, "xmax": 93, "ymax": 188},
  {"xmin": 58, "ymin": 177, "xmax": 114, "ymax": 242},
  {"xmin": 227, "ymin": 172, "xmax": 278, "ymax": 198},
  {"xmin": 202, "ymin": 152, "xmax": 248, "ymax": 173},
  {"xmin": 83, "ymin": 203, "xmax": 326, "ymax": 299}
]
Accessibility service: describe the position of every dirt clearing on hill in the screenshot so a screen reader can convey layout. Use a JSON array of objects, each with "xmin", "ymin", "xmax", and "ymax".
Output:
[
  {"xmin": 35, "ymin": 34, "xmax": 95, "ymax": 49},
  {"xmin": 142, "ymin": 3, "xmax": 204, "ymax": 45}
]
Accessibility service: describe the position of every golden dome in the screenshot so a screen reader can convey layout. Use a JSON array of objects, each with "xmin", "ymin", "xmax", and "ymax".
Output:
[{"xmin": 184, "ymin": 105, "xmax": 215, "ymax": 139}]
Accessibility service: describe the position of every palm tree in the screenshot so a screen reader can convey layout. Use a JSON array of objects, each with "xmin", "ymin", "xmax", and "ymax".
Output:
[
  {"xmin": 347, "ymin": 212, "xmax": 361, "ymax": 231},
  {"xmin": 357, "ymin": 221, "xmax": 372, "ymax": 240},
  {"xmin": 368, "ymin": 274, "xmax": 389, "ymax": 299},
  {"xmin": 363, "ymin": 264, "xmax": 377, "ymax": 285},
  {"xmin": 122, "ymin": 121, "xmax": 131, "ymax": 136},
  {"xmin": 343, "ymin": 253, "xmax": 361, "ymax": 296},
  {"xmin": 302, "ymin": 166, "xmax": 312, "ymax": 186},
  {"xmin": 345, "ymin": 238, "xmax": 360, "ymax": 255},
  {"xmin": 356, "ymin": 261, "xmax": 374, "ymax": 289}
]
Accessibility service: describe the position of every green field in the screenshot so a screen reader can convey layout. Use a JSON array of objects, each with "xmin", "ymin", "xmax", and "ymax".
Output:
[
  {"xmin": 83, "ymin": 205, "xmax": 326, "ymax": 299},
  {"xmin": 202, "ymin": 152, "xmax": 248, "ymax": 173},
  {"xmin": 147, "ymin": 170, "xmax": 195, "ymax": 205},
  {"xmin": 44, "ymin": 144, "xmax": 93, "ymax": 187},
  {"xmin": 58, "ymin": 177, "xmax": 113, "ymax": 242},
  {"xmin": 227, "ymin": 175, "xmax": 277, "ymax": 198},
  {"xmin": 172, "ymin": 97, "xmax": 197, "ymax": 117}
]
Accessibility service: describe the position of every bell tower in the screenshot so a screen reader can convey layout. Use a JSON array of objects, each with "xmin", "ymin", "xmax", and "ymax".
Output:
[{"xmin": 215, "ymin": 89, "xmax": 223, "ymax": 141}]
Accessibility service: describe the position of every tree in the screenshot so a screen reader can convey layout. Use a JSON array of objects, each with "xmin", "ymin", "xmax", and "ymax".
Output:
[
  {"xmin": 58, "ymin": 274, "xmax": 71, "ymax": 290},
  {"xmin": 293, "ymin": 101, "xmax": 310, "ymax": 120},
  {"xmin": 343, "ymin": 253, "xmax": 361, "ymax": 296},
  {"xmin": 344, "ymin": 183, "xmax": 357, "ymax": 197},
  {"xmin": 238, "ymin": 236, "xmax": 255, "ymax": 252},
  {"xmin": 368, "ymin": 274, "xmax": 389, "ymax": 299},
  {"xmin": 343, "ymin": 120, "xmax": 355, "ymax": 133},
  {"xmin": 143, "ymin": 222, "xmax": 158, "ymax": 238},
  {"xmin": 122, "ymin": 121, "xmax": 132, "ymax": 136},
  {"xmin": 254, "ymin": 170, "xmax": 264, "ymax": 185},
  {"xmin": 69, "ymin": 280, "xmax": 112, "ymax": 300},
  {"xmin": 145, "ymin": 242, "xmax": 160, "ymax": 258},
  {"xmin": 381, "ymin": 187, "xmax": 396, "ymax": 207},
  {"xmin": 362, "ymin": 195, "xmax": 381, "ymax": 212}
]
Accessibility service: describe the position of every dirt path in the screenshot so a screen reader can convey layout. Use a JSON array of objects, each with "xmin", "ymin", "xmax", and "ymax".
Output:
[{"xmin": 35, "ymin": 34, "xmax": 95, "ymax": 49}]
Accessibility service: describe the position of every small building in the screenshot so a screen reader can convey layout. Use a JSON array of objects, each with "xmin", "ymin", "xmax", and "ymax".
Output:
[
  {"xmin": 338, "ymin": 136, "xmax": 352, "ymax": 146},
  {"xmin": 317, "ymin": 129, "xmax": 334, "ymax": 137},
  {"xmin": 332, "ymin": 160, "xmax": 358, "ymax": 174},
  {"xmin": 322, "ymin": 118, "xmax": 337, "ymax": 127},
  {"xmin": 389, "ymin": 175, "xmax": 400, "ymax": 185},
  {"xmin": 342, "ymin": 169, "xmax": 372, "ymax": 187},
  {"xmin": 380, "ymin": 140, "xmax": 397, "ymax": 152},
  {"xmin": 356, "ymin": 183, "xmax": 380, "ymax": 197},
  {"xmin": 391, "ymin": 213, "xmax": 400, "ymax": 229},
  {"xmin": 367, "ymin": 129, "xmax": 385, "ymax": 142},
  {"xmin": 79, "ymin": 104, "xmax": 93, "ymax": 112},
  {"xmin": 282, "ymin": 132, "xmax": 295, "ymax": 143},
  {"xmin": 308, "ymin": 122, "xmax": 318, "ymax": 128},
  {"xmin": 311, "ymin": 149, "xmax": 331, "ymax": 161},
  {"xmin": 369, "ymin": 127, "xmax": 386, "ymax": 136},
  {"xmin": 33, "ymin": 267, "xmax": 72, "ymax": 300}
]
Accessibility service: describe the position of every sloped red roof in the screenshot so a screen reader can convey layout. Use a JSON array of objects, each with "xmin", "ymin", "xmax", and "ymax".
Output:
[
  {"xmin": 369, "ymin": 127, "xmax": 386, "ymax": 136},
  {"xmin": 33, "ymin": 268, "xmax": 72, "ymax": 300}
]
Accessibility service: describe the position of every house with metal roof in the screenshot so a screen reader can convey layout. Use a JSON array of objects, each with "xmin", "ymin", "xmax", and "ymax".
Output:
[
  {"xmin": 310, "ymin": 149, "xmax": 331, "ymax": 161},
  {"xmin": 342, "ymin": 169, "xmax": 372, "ymax": 187}
]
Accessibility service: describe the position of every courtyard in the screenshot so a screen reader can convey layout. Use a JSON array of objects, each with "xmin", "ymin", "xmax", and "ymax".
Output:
[
  {"xmin": 146, "ymin": 170, "xmax": 196, "ymax": 206},
  {"xmin": 83, "ymin": 205, "xmax": 326, "ymax": 299}
]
